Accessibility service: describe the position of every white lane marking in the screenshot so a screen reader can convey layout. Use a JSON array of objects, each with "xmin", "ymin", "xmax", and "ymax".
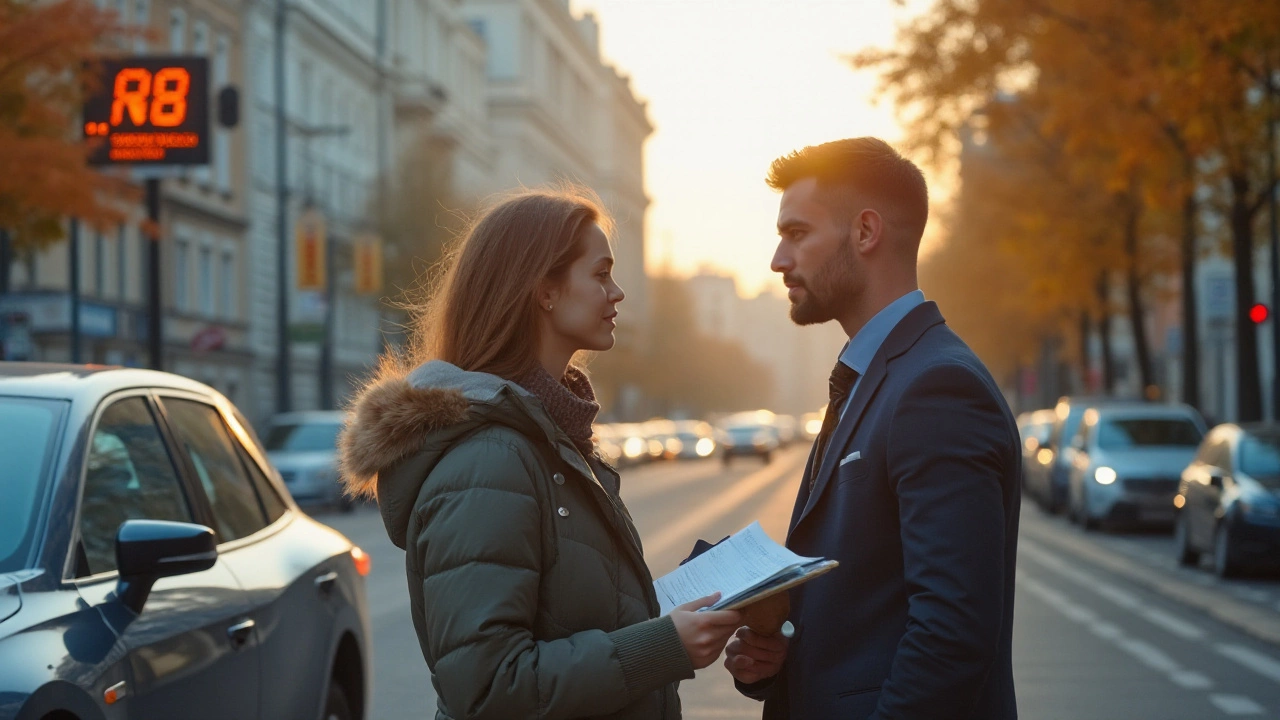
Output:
[
  {"xmin": 1117, "ymin": 638, "xmax": 1181, "ymax": 674},
  {"xmin": 1171, "ymin": 671, "xmax": 1213, "ymax": 690},
  {"xmin": 1021, "ymin": 539, "xmax": 1207, "ymax": 641},
  {"xmin": 1209, "ymin": 694, "xmax": 1265, "ymax": 715},
  {"xmin": 1216, "ymin": 644, "xmax": 1280, "ymax": 685},
  {"xmin": 1143, "ymin": 607, "xmax": 1208, "ymax": 641},
  {"xmin": 1019, "ymin": 573, "xmax": 1219, "ymax": 694}
]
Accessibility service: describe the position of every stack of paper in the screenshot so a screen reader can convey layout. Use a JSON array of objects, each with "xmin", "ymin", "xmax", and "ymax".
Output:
[{"xmin": 654, "ymin": 522, "xmax": 838, "ymax": 615}]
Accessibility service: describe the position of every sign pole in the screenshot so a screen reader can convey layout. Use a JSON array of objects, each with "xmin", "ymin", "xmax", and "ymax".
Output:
[
  {"xmin": 146, "ymin": 178, "xmax": 163, "ymax": 371},
  {"xmin": 69, "ymin": 218, "xmax": 82, "ymax": 363}
]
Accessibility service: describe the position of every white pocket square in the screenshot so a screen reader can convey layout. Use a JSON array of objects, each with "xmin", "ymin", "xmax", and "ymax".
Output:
[{"xmin": 839, "ymin": 451, "xmax": 861, "ymax": 466}]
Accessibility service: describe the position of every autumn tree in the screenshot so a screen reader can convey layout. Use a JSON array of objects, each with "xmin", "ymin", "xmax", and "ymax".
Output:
[{"xmin": 0, "ymin": 0, "xmax": 137, "ymax": 252}]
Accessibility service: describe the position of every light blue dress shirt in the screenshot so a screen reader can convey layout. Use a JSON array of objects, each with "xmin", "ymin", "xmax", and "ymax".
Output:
[{"xmin": 838, "ymin": 289, "xmax": 926, "ymax": 418}]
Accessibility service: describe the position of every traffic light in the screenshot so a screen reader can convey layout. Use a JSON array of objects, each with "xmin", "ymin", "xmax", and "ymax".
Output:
[{"xmin": 1250, "ymin": 303, "xmax": 1270, "ymax": 324}]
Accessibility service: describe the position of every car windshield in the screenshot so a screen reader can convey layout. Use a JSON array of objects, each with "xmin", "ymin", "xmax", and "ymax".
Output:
[
  {"xmin": 0, "ymin": 397, "xmax": 66, "ymax": 573},
  {"xmin": 1096, "ymin": 418, "xmax": 1203, "ymax": 450},
  {"xmin": 264, "ymin": 421, "xmax": 342, "ymax": 453},
  {"xmin": 1237, "ymin": 434, "xmax": 1280, "ymax": 490}
]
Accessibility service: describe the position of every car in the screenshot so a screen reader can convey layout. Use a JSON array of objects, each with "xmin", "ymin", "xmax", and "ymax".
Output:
[
  {"xmin": 1017, "ymin": 409, "xmax": 1057, "ymax": 491},
  {"xmin": 263, "ymin": 410, "xmax": 352, "ymax": 512},
  {"xmin": 1066, "ymin": 402, "xmax": 1206, "ymax": 530},
  {"xmin": 672, "ymin": 420, "xmax": 717, "ymax": 459},
  {"xmin": 1174, "ymin": 423, "xmax": 1280, "ymax": 577},
  {"xmin": 612, "ymin": 423, "xmax": 650, "ymax": 466},
  {"xmin": 718, "ymin": 411, "xmax": 782, "ymax": 465},
  {"xmin": 0, "ymin": 363, "xmax": 370, "ymax": 720},
  {"xmin": 773, "ymin": 415, "xmax": 799, "ymax": 446},
  {"xmin": 593, "ymin": 423, "xmax": 624, "ymax": 467},
  {"xmin": 800, "ymin": 409, "xmax": 824, "ymax": 441},
  {"xmin": 1025, "ymin": 395, "xmax": 1117, "ymax": 513},
  {"xmin": 641, "ymin": 419, "xmax": 681, "ymax": 460}
]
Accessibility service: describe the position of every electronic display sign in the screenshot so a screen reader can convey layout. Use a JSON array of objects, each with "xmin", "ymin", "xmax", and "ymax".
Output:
[{"xmin": 83, "ymin": 56, "xmax": 210, "ymax": 166}]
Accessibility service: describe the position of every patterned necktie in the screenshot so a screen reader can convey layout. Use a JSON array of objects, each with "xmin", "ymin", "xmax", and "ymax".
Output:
[{"xmin": 811, "ymin": 360, "xmax": 860, "ymax": 488}]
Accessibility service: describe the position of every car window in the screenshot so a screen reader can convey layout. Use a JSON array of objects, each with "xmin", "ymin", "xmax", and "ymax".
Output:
[
  {"xmin": 162, "ymin": 398, "xmax": 269, "ymax": 543},
  {"xmin": 78, "ymin": 397, "xmax": 192, "ymax": 577},
  {"xmin": 238, "ymin": 444, "xmax": 288, "ymax": 524},
  {"xmin": 1096, "ymin": 418, "xmax": 1204, "ymax": 451},
  {"xmin": 264, "ymin": 421, "xmax": 342, "ymax": 452},
  {"xmin": 0, "ymin": 397, "xmax": 65, "ymax": 574}
]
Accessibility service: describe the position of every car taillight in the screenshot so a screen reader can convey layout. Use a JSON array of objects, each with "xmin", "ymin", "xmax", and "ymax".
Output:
[{"xmin": 351, "ymin": 546, "xmax": 371, "ymax": 577}]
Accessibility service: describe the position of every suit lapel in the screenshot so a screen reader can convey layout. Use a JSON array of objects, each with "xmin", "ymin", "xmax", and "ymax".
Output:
[
  {"xmin": 787, "ymin": 302, "xmax": 947, "ymax": 542},
  {"xmin": 788, "ymin": 354, "xmax": 888, "ymax": 541}
]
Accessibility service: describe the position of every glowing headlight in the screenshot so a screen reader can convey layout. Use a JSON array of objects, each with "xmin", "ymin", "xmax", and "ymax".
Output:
[
  {"xmin": 1094, "ymin": 466, "xmax": 1117, "ymax": 485},
  {"xmin": 623, "ymin": 437, "xmax": 645, "ymax": 458},
  {"xmin": 695, "ymin": 437, "xmax": 715, "ymax": 457},
  {"xmin": 805, "ymin": 418, "xmax": 823, "ymax": 436},
  {"xmin": 1037, "ymin": 448, "xmax": 1054, "ymax": 465},
  {"xmin": 665, "ymin": 438, "xmax": 684, "ymax": 454}
]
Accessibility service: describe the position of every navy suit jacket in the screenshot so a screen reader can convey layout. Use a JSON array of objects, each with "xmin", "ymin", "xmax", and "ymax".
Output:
[{"xmin": 740, "ymin": 302, "xmax": 1021, "ymax": 719}]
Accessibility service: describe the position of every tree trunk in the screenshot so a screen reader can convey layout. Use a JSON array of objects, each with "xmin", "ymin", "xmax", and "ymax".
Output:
[
  {"xmin": 1231, "ymin": 173, "xmax": 1263, "ymax": 421},
  {"xmin": 1079, "ymin": 308, "xmax": 1093, "ymax": 392},
  {"xmin": 1097, "ymin": 272, "xmax": 1116, "ymax": 395},
  {"xmin": 1181, "ymin": 170, "xmax": 1201, "ymax": 411},
  {"xmin": 1124, "ymin": 195, "xmax": 1154, "ymax": 396}
]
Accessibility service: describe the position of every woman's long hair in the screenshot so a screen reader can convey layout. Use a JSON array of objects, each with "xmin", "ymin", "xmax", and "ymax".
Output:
[{"xmin": 385, "ymin": 184, "xmax": 614, "ymax": 382}]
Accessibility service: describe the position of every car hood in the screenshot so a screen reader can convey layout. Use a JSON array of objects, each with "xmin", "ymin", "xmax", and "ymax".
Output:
[
  {"xmin": 266, "ymin": 450, "xmax": 337, "ymax": 472},
  {"xmin": 1093, "ymin": 448, "xmax": 1198, "ymax": 477}
]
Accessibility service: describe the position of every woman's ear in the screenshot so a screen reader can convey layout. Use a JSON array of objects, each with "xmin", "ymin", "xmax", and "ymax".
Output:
[{"xmin": 537, "ymin": 282, "xmax": 560, "ymax": 312}]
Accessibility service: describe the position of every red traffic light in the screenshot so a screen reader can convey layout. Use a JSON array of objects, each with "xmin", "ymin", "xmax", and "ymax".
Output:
[{"xmin": 1250, "ymin": 303, "xmax": 1270, "ymax": 324}]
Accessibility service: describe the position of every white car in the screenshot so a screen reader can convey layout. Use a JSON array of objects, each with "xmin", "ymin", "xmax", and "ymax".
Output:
[{"xmin": 264, "ymin": 410, "xmax": 352, "ymax": 512}]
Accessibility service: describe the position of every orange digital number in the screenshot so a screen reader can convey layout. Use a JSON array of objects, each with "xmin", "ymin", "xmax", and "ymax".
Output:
[
  {"xmin": 149, "ymin": 67, "xmax": 190, "ymax": 127},
  {"xmin": 110, "ymin": 68, "xmax": 152, "ymax": 127}
]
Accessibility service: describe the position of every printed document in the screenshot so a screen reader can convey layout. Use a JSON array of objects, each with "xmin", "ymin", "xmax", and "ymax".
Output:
[{"xmin": 654, "ymin": 522, "xmax": 835, "ymax": 615}]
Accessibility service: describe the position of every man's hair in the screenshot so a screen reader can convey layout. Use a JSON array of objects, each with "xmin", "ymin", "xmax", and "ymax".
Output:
[{"xmin": 766, "ymin": 137, "xmax": 929, "ymax": 243}]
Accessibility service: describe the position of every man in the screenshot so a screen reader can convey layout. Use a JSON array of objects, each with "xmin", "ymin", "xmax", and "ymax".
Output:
[{"xmin": 724, "ymin": 138, "xmax": 1020, "ymax": 719}]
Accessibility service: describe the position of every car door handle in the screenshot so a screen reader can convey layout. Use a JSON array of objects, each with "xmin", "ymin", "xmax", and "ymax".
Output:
[
  {"xmin": 226, "ymin": 618, "xmax": 255, "ymax": 649},
  {"xmin": 314, "ymin": 571, "xmax": 339, "ymax": 593}
]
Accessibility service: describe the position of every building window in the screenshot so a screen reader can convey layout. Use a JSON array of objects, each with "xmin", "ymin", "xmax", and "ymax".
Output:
[
  {"xmin": 198, "ymin": 246, "xmax": 213, "ymax": 316},
  {"xmin": 173, "ymin": 239, "xmax": 189, "ymax": 312},
  {"xmin": 117, "ymin": 226, "xmax": 128, "ymax": 302},
  {"xmin": 220, "ymin": 250, "xmax": 235, "ymax": 320},
  {"xmin": 169, "ymin": 8, "xmax": 186, "ymax": 51},
  {"xmin": 132, "ymin": 0, "xmax": 149, "ymax": 51}
]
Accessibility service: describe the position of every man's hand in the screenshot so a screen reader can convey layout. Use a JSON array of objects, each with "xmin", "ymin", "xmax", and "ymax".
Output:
[{"xmin": 724, "ymin": 625, "xmax": 788, "ymax": 684}]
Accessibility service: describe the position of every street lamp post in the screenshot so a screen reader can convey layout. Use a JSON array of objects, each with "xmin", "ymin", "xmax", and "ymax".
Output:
[
  {"xmin": 274, "ymin": 0, "xmax": 292, "ymax": 413},
  {"xmin": 1267, "ymin": 57, "xmax": 1280, "ymax": 420}
]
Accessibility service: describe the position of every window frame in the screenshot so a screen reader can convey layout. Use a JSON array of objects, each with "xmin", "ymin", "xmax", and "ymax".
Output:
[
  {"xmin": 151, "ymin": 390, "xmax": 293, "ymax": 551},
  {"xmin": 64, "ymin": 390, "xmax": 209, "ymax": 585}
]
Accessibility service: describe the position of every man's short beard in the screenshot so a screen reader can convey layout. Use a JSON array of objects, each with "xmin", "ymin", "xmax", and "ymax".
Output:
[{"xmin": 789, "ymin": 232, "xmax": 858, "ymax": 326}]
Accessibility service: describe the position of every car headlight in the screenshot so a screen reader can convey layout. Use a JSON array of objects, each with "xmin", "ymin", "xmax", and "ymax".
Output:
[
  {"xmin": 623, "ymin": 437, "xmax": 646, "ymax": 458},
  {"xmin": 1094, "ymin": 466, "xmax": 1117, "ymax": 485},
  {"xmin": 695, "ymin": 437, "xmax": 715, "ymax": 457}
]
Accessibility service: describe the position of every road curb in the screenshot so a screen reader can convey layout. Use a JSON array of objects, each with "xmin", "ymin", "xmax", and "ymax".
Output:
[{"xmin": 1021, "ymin": 522, "xmax": 1280, "ymax": 648}]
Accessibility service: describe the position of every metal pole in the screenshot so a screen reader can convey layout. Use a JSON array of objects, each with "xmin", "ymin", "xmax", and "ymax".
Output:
[
  {"xmin": 69, "ymin": 219, "xmax": 81, "ymax": 364},
  {"xmin": 146, "ymin": 178, "xmax": 163, "ymax": 370},
  {"xmin": 1267, "ymin": 55, "xmax": 1279, "ymax": 420},
  {"xmin": 274, "ymin": 0, "xmax": 292, "ymax": 412},
  {"xmin": 320, "ymin": 230, "xmax": 335, "ymax": 409}
]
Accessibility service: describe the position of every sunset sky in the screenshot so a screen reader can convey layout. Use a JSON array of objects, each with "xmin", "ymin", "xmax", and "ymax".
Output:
[{"xmin": 570, "ymin": 0, "xmax": 937, "ymax": 297}]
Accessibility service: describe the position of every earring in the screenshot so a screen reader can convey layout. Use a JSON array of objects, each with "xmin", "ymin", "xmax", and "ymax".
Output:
[{"xmin": 547, "ymin": 304, "xmax": 553, "ymax": 311}]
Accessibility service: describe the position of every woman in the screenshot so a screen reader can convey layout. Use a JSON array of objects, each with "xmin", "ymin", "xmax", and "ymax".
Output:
[{"xmin": 338, "ymin": 186, "xmax": 741, "ymax": 719}]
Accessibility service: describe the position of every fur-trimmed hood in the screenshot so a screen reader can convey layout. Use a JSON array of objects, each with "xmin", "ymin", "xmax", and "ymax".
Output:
[{"xmin": 338, "ymin": 360, "xmax": 564, "ymax": 547}]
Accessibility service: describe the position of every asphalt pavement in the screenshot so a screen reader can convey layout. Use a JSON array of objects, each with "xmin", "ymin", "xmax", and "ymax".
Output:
[{"xmin": 318, "ymin": 445, "xmax": 1280, "ymax": 719}]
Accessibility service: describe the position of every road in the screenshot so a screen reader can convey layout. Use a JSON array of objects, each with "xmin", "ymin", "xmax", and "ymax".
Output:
[{"xmin": 319, "ymin": 444, "xmax": 1280, "ymax": 719}]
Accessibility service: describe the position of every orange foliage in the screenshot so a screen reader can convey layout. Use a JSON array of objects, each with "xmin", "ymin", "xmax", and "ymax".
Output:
[{"xmin": 0, "ymin": 0, "xmax": 141, "ymax": 249}]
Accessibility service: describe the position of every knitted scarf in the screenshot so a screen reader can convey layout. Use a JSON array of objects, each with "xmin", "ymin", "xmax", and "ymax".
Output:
[{"xmin": 516, "ymin": 364, "xmax": 600, "ymax": 456}]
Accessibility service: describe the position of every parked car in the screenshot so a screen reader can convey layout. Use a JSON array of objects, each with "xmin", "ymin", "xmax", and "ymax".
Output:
[
  {"xmin": 773, "ymin": 414, "xmax": 799, "ymax": 446},
  {"xmin": 0, "ymin": 363, "xmax": 370, "ymax": 720},
  {"xmin": 642, "ymin": 419, "xmax": 681, "ymax": 460},
  {"xmin": 1175, "ymin": 424, "xmax": 1280, "ymax": 577},
  {"xmin": 1026, "ymin": 395, "xmax": 1116, "ymax": 513},
  {"xmin": 1017, "ymin": 409, "xmax": 1058, "ymax": 491},
  {"xmin": 612, "ymin": 423, "xmax": 650, "ymax": 466},
  {"xmin": 264, "ymin": 410, "xmax": 352, "ymax": 511},
  {"xmin": 718, "ymin": 411, "xmax": 781, "ymax": 465},
  {"xmin": 1066, "ymin": 402, "xmax": 1206, "ymax": 530},
  {"xmin": 672, "ymin": 420, "xmax": 717, "ymax": 459}
]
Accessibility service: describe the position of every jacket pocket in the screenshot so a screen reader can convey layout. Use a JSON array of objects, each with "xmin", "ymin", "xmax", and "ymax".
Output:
[{"xmin": 835, "ymin": 460, "xmax": 869, "ymax": 487}]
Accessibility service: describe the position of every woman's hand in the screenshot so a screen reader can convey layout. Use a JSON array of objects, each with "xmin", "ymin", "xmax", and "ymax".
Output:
[{"xmin": 670, "ymin": 593, "xmax": 743, "ymax": 669}]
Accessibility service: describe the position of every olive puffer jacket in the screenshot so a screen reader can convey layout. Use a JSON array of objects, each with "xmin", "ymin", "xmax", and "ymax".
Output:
[{"xmin": 339, "ymin": 360, "xmax": 693, "ymax": 720}]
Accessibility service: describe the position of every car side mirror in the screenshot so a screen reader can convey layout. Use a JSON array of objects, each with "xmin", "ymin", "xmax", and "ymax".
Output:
[{"xmin": 115, "ymin": 520, "xmax": 218, "ymax": 614}]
